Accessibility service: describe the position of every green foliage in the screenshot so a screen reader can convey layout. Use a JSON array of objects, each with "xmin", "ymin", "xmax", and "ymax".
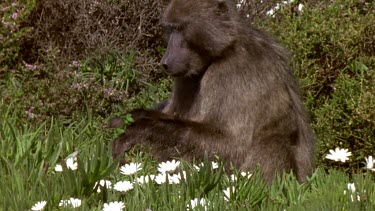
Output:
[
  {"xmin": 0, "ymin": 50, "xmax": 170, "ymax": 122},
  {"xmin": 0, "ymin": 0, "xmax": 36, "ymax": 71},
  {"xmin": 0, "ymin": 0, "xmax": 171, "ymax": 123},
  {"xmin": 256, "ymin": 0, "xmax": 375, "ymax": 171},
  {"xmin": 315, "ymin": 67, "xmax": 375, "ymax": 169},
  {"xmin": 224, "ymin": 169, "xmax": 267, "ymax": 208},
  {"xmin": 181, "ymin": 156, "xmax": 224, "ymax": 198}
]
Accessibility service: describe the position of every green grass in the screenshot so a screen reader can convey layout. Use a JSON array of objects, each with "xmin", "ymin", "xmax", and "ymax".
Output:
[{"xmin": 1, "ymin": 103, "xmax": 375, "ymax": 210}]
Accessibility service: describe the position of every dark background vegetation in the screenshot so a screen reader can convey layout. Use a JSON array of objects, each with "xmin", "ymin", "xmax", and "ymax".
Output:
[{"xmin": 0, "ymin": 0, "xmax": 374, "ymax": 171}]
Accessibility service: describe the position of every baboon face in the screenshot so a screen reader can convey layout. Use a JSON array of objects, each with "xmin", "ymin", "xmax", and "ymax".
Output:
[
  {"xmin": 161, "ymin": 0, "xmax": 238, "ymax": 77},
  {"xmin": 161, "ymin": 28, "xmax": 207, "ymax": 77}
]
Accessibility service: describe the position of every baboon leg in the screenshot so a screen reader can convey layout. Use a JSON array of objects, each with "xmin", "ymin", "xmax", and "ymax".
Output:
[{"xmin": 244, "ymin": 139, "xmax": 297, "ymax": 184}]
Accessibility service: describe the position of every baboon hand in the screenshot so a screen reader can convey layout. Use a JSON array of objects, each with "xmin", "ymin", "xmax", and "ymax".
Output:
[
  {"xmin": 130, "ymin": 109, "xmax": 155, "ymax": 121},
  {"xmin": 112, "ymin": 132, "xmax": 138, "ymax": 163},
  {"xmin": 130, "ymin": 109, "xmax": 170, "ymax": 122}
]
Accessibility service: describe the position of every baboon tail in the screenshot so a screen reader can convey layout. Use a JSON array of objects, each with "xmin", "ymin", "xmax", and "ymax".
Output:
[{"xmin": 288, "ymin": 86, "xmax": 315, "ymax": 182}]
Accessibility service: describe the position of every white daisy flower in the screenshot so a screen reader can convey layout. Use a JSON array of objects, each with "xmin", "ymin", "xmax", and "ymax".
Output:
[
  {"xmin": 113, "ymin": 181, "xmax": 134, "ymax": 192},
  {"xmin": 54, "ymin": 164, "xmax": 63, "ymax": 172},
  {"xmin": 31, "ymin": 201, "xmax": 47, "ymax": 211},
  {"xmin": 241, "ymin": 172, "xmax": 252, "ymax": 178},
  {"xmin": 187, "ymin": 198, "xmax": 208, "ymax": 210},
  {"xmin": 230, "ymin": 174, "xmax": 236, "ymax": 181},
  {"xmin": 168, "ymin": 174, "xmax": 181, "ymax": 184},
  {"xmin": 157, "ymin": 160, "xmax": 180, "ymax": 173},
  {"xmin": 103, "ymin": 201, "xmax": 125, "ymax": 211},
  {"xmin": 177, "ymin": 171, "xmax": 187, "ymax": 180},
  {"xmin": 298, "ymin": 3, "xmax": 304, "ymax": 12},
  {"xmin": 95, "ymin": 180, "xmax": 112, "ymax": 193},
  {"xmin": 223, "ymin": 187, "xmax": 235, "ymax": 201},
  {"xmin": 347, "ymin": 183, "xmax": 356, "ymax": 193},
  {"xmin": 229, "ymin": 173, "xmax": 250, "ymax": 181},
  {"xmin": 193, "ymin": 162, "xmax": 218, "ymax": 170},
  {"xmin": 193, "ymin": 164, "xmax": 200, "ymax": 171},
  {"xmin": 211, "ymin": 162, "xmax": 219, "ymax": 169},
  {"xmin": 325, "ymin": 148, "xmax": 352, "ymax": 162},
  {"xmin": 54, "ymin": 157, "xmax": 78, "ymax": 172},
  {"xmin": 66, "ymin": 157, "xmax": 78, "ymax": 170},
  {"xmin": 365, "ymin": 156, "xmax": 375, "ymax": 170},
  {"xmin": 266, "ymin": 9, "xmax": 275, "ymax": 16},
  {"xmin": 120, "ymin": 162, "xmax": 142, "ymax": 175},
  {"xmin": 135, "ymin": 175, "xmax": 155, "ymax": 184},
  {"xmin": 155, "ymin": 173, "xmax": 168, "ymax": 185},
  {"xmin": 344, "ymin": 183, "xmax": 360, "ymax": 202},
  {"xmin": 59, "ymin": 198, "xmax": 81, "ymax": 208}
]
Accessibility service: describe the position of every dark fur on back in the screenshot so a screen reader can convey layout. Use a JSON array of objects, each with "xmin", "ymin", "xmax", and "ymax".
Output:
[{"xmin": 112, "ymin": 0, "xmax": 315, "ymax": 183}]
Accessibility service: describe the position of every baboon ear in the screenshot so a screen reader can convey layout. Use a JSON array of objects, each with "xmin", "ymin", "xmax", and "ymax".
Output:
[{"xmin": 216, "ymin": 0, "xmax": 229, "ymax": 14}]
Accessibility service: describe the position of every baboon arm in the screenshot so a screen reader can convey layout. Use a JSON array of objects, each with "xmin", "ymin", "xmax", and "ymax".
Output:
[{"xmin": 113, "ymin": 109, "xmax": 227, "ymax": 160}]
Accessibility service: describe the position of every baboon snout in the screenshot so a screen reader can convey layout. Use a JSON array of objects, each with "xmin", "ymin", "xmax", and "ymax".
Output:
[
  {"xmin": 161, "ymin": 63, "xmax": 169, "ymax": 71},
  {"xmin": 161, "ymin": 54, "xmax": 170, "ymax": 70}
]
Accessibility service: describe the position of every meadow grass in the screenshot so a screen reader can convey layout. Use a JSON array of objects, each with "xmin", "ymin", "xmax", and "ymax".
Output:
[{"xmin": 1, "ymin": 102, "xmax": 375, "ymax": 210}]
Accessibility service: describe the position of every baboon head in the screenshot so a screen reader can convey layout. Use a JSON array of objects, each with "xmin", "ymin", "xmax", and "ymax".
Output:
[{"xmin": 161, "ymin": 0, "xmax": 239, "ymax": 77}]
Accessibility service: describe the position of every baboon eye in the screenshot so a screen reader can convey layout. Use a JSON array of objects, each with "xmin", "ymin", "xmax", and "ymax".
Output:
[
  {"xmin": 174, "ymin": 25, "xmax": 185, "ymax": 31},
  {"xmin": 165, "ymin": 27, "xmax": 173, "ymax": 35},
  {"xmin": 164, "ymin": 23, "xmax": 184, "ymax": 33}
]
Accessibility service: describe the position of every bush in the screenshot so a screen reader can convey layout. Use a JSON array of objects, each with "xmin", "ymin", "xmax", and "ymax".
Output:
[
  {"xmin": 0, "ymin": 0, "xmax": 170, "ymax": 121},
  {"xmin": 20, "ymin": 0, "xmax": 168, "ymax": 63},
  {"xmin": 0, "ymin": 0, "xmax": 35, "ymax": 72},
  {"xmin": 255, "ymin": 0, "xmax": 375, "ymax": 170}
]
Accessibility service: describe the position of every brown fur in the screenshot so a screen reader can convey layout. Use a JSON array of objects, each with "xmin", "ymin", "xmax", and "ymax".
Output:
[{"xmin": 112, "ymin": 0, "xmax": 315, "ymax": 183}]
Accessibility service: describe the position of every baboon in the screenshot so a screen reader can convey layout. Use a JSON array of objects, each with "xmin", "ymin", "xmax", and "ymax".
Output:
[{"xmin": 112, "ymin": 0, "xmax": 315, "ymax": 183}]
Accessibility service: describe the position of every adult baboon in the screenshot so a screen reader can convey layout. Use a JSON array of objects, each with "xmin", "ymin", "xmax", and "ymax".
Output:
[{"xmin": 112, "ymin": 0, "xmax": 315, "ymax": 183}]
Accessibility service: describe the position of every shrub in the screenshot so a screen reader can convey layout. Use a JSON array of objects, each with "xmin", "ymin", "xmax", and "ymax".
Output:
[
  {"xmin": 254, "ymin": 0, "xmax": 375, "ymax": 170},
  {"xmin": 0, "ymin": 0, "xmax": 170, "ymax": 121},
  {"xmin": 20, "ymin": 0, "xmax": 168, "ymax": 63},
  {"xmin": 0, "ymin": 0, "xmax": 35, "ymax": 72}
]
